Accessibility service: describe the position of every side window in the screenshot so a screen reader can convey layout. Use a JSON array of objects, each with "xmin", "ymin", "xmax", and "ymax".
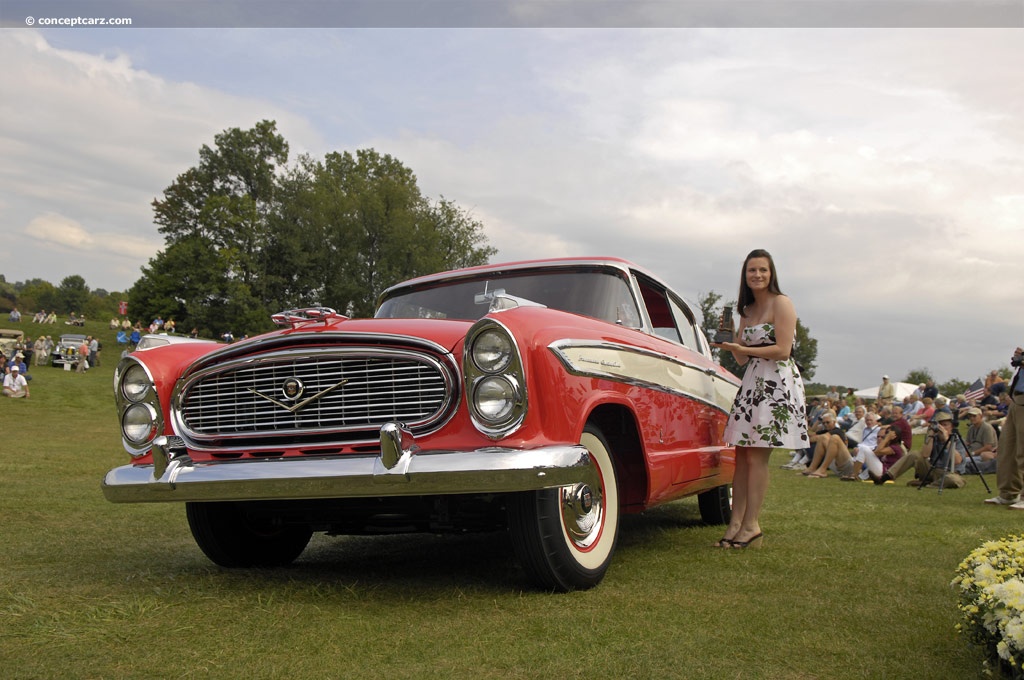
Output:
[
  {"xmin": 636, "ymin": 277, "xmax": 682, "ymax": 344},
  {"xmin": 669, "ymin": 296, "xmax": 700, "ymax": 351}
]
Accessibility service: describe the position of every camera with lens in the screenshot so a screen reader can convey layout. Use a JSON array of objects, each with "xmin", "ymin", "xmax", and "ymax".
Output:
[{"xmin": 1012, "ymin": 353, "xmax": 1023, "ymax": 368}]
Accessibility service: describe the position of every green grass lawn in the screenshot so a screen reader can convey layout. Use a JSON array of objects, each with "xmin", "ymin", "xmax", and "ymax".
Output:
[{"xmin": 0, "ymin": 320, "xmax": 1014, "ymax": 678}]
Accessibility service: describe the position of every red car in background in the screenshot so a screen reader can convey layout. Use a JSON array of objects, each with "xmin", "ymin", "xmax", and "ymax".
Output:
[{"xmin": 103, "ymin": 257, "xmax": 739, "ymax": 590}]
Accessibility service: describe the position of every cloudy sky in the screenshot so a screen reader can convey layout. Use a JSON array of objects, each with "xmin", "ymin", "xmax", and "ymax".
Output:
[{"xmin": 1, "ymin": 2, "xmax": 1021, "ymax": 388}]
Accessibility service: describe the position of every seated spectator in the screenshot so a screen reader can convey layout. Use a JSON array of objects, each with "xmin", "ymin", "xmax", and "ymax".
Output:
[
  {"xmin": 44, "ymin": 311, "xmax": 57, "ymax": 324},
  {"xmin": 922, "ymin": 379, "xmax": 938, "ymax": 400},
  {"xmin": 874, "ymin": 411, "xmax": 965, "ymax": 488},
  {"xmin": 843, "ymin": 405, "xmax": 868, "ymax": 441},
  {"xmin": 909, "ymin": 397, "xmax": 936, "ymax": 433},
  {"xmin": 2, "ymin": 364, "xmax": 29, "ymax": 398},
  {"xmin": 32, "ymin": 310, "xmax": 46, "ymax": 323},
  {"xmin": 878, "ymin": 404, "xmax": 894, "ymax": 425},
  {"xmin": 109, "ymin": 318, "xmax": 119, "ymax": 330},
  {"xmin": 956, "ymin": 407, "xmax": 998, "ymax": 475},
  {"xmin": 129, "ymin": 327, "xmax": 141, "ymax": 349},
  {"xmin": 846, "ymin": 412, "xmax": 883, "ymax": 481},
  {"xmin": 802, "ymin": 412, "xmax": 850, "ymax": 478},
  {"xmin": 8, "ymin": 352, "xmax": 30, "ymax": 380},
  {"xmin": 165, "ymin": 319, "xmax": 176, "ymax": 334},
  {"xmin": 985, "ymin": 393, "xmax": 1011, "ymax": 432},
  {"xmin": 978, "ymin": 387, "xmax": 999, "ymax": 409},
  {"xmin": 826, "ymin": 386, "xmax": 840, "ymax": 401},
  {"xmin": 121, "ymin": 318, "xmax": 132, "ymax": 331},
  {"xmin": 835, "ymin": 400, "xmax": 852, "ymax": 425},
  {"xmin": 864, "ymin": 424, "xmax": 907, "ymax": 479},
  {"xmin": 0, "ymin": 353, "xmax": 8, "ymax": 374},
  {"xmin": 889, "ymin": 405, "xmax": 913, "ymax": 451},
  {"xmin": 986, "ymin": 369, "xmax": 1008, "ymax": 396},
  {"xmin": 902, "ymin": 394, "xmax": 923, "ymax": 419},
  {"xmin": 8, "ymin": 308, "xmax": 21, "ymax": 323}
]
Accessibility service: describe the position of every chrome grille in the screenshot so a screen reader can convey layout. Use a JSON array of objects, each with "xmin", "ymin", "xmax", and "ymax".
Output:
[{"xmin": 175, "ymin": 349, "xmax": 455, "ymax": 443}]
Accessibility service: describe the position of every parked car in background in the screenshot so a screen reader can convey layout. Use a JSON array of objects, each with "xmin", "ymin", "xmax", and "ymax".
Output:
[
  {"xmin": 103, "ymin": 257, "xmax": 739, "ymax": 590},
  {"xmin": 0, "ymin": 328, "xmax": 24, "ymax": 360},
  {"xmin": 52, "ymin": 333, "xmax": 87, "ymax": 368}
]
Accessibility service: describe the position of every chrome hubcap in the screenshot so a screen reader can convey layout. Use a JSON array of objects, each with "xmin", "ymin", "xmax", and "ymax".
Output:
[{"xmin": 560, "ymin": 482, "xmax": 603, "ymax": 549}]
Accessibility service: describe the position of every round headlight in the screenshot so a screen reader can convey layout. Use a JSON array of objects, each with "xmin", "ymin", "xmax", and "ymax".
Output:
[
  {"xmin": 472, "ymin": 329, "xmax": 513, "ymax": 373},
  {"xmin": 474, "ymin": 376, "xmax": 517, "ymax": 422},
  {"xmin": 122, "ymin": 403, "xmax": 158, "ymax": 445},
  {"xmin": 121, "ymin": 364, "xmax": 152, "ymax": 402}
]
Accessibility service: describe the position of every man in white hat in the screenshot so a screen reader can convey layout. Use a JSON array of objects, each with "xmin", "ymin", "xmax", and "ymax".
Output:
[
  {"xmin": 3, "ymin": 364, "xmax": 30, "ymax": 398},
  {"xmin": 878, "ymin": 375, "xmax": 896, "ymax": 405}
]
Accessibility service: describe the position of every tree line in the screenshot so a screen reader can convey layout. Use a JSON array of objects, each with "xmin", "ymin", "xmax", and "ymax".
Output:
[{"xmin": 0, "ymin": 274, "xmax": 122, "ymax": 322}]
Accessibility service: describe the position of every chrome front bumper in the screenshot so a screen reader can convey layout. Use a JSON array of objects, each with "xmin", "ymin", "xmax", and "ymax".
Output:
[{"xmin": 102, "ymin": 422, "xmax": 596, "ymax": 504}]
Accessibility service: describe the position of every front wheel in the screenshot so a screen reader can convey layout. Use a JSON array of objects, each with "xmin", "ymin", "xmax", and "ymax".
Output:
[
  {"xmin": 508, "ymin": 425, "xmax": 620, "ymax": 591},
  {"xmin": 185, "ymin": 501, "xmax": 312, "ymax": 568}
]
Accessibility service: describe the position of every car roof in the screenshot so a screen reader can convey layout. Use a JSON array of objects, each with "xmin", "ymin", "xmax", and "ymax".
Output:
[{"xmin": 377, "ymin": 257, "xmax": 650, "ymax": 302}]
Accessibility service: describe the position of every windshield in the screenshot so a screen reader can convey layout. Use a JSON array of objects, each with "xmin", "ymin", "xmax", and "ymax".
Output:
[{"xmin": 376, "ymin": 270, "xmax": 641, "ymax": 326}]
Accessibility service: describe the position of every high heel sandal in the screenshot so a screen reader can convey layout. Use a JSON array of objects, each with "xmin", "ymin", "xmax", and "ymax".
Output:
[
  {"xmin": 729, "ymin": 532, "xmax": 764, "ymax": 549},
  {"xmin": 714, "ymin": 537, "xmax": 735, "ymax": 548}
]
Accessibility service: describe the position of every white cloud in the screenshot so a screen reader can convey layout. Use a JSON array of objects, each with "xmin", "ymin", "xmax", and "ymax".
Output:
[{"xmin": 0, "ymin": 30, "xmax": 322, "ymax": 290}]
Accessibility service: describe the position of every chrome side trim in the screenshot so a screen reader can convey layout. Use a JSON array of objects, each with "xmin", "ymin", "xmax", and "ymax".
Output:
[{"xmin": 548, "ymin": 339, "xmax": 738, "ymax": 415}]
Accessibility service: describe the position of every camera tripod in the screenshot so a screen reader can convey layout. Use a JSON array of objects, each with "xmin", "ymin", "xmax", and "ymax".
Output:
[{"xmin": 919, "ymin": 424, "xmax": 991, "ymax": 495}]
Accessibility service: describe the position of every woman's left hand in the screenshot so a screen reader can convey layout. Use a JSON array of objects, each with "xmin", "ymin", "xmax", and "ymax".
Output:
[{"xmin": 713, "ymin": 341, "xmax": 745, "ymax": 354}]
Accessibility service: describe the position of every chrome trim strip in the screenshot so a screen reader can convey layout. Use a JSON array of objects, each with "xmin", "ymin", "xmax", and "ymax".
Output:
[
  {"xmin": 102, "ymin": 445, "xmax": 597, "ymax": 504},
  {"xmin": 548, "ymin": 339, "xmax": 738, "ymax": 415}
]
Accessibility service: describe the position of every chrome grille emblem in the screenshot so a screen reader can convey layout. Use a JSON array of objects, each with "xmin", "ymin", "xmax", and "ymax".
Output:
[{"xmin": 281, "ymin": 377, "xmax": 304, "ymax": 401}]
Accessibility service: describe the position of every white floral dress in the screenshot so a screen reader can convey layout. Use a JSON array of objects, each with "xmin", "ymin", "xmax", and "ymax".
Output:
[{"xmin": 724, "ymin": 323, "xmax": 809, "ymax": 449}]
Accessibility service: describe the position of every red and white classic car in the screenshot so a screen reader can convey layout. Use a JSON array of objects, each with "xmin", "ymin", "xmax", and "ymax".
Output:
[{"xmin": 103, "ymin": 257, "xmax": 739, "ymax": 590}]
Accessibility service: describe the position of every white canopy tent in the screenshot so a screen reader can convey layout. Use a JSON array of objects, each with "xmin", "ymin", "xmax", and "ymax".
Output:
[
  {"xmin": 853, "ymin": 382, "xmax": 920, "ymax": 402},
  {"xmin": 853, "ymin": 382, "xmax": 947, "ymax": 403}
]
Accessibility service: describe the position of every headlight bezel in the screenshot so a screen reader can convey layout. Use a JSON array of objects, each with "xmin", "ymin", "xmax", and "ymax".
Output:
[
  {"xmin": 463, "ymin": 320, "xmax": 527, "ymax": 439},
  {"xmin": 115, "ymin": 357, "xmax": 163, "ymax": 458}
]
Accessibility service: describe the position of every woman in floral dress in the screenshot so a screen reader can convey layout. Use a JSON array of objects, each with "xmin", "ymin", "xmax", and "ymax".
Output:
[{"xmin": 712, "ymin": 249, "xmax": 808, "ymax": 548}]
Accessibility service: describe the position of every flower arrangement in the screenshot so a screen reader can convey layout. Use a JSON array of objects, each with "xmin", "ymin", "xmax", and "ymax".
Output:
[{"xmin": 952, "ymin": 535, "xmax": 1024, "ymax": 677}]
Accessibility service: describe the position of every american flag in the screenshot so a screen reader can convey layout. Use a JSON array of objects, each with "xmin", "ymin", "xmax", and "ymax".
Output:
[{"xmin": 964, "ymin": 379, "xmax": 985, "ymax": 402}]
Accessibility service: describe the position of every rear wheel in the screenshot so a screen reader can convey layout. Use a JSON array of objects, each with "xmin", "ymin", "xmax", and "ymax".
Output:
[
  {"xmin": 185, "ymin": 502, "xmax": 312, "ymax": 568},
  {"xmin": 698, "ymin": 484, "xmax": 733, "ymax": 525},
  {"xmin": 509, "ymin": 425, "xmax": 620, "ymax": 591}
]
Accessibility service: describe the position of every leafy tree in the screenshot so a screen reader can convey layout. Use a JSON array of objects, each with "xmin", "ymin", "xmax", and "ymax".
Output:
[
  {"xmin": 56, "ymin": 275, "xmax": 90, "ymax": 315},
  {"xmin": 904, "ymin": 368, "xmax": 933, "ymax": 386},
  {"xmin": 10, "ymin": 279, "xmax": 57, "ymax": 315},
  {"xmin": 133, "ymin": 121, "xmax": 495, "ymax": 334},
  {"xmin": 0, "ymin": 276, "xmax": 16, "ymax": 313},
  {"xmin": 939, "ymin": 378, "xmax": 971, "ymax": 398},
  {"xmin": 792, "ymin": 319, "xmax": 817, "ymax": 381}
]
